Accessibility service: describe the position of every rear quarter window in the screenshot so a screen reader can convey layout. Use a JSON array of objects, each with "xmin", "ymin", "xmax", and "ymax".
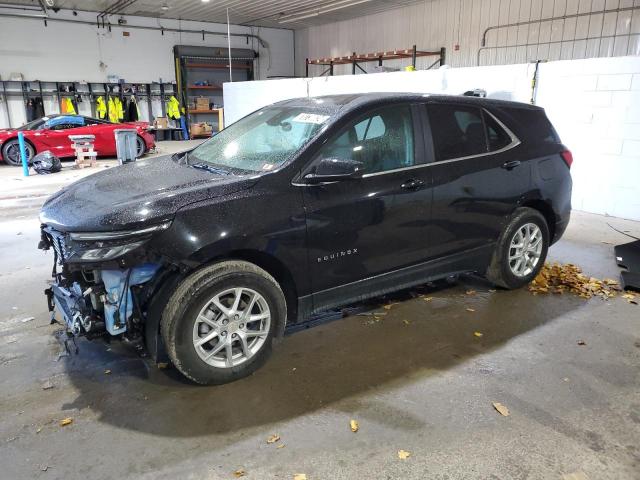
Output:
[{"xmin": 504, "ymin": 107, "xmax": 560, "ymax": 144}]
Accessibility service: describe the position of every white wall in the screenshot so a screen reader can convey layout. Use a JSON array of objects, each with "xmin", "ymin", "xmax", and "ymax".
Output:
[
  {"xmin": 223, "ymin": 55, "xmax": 640, "ymax": 220},
  {"xmin": 0, "ymin": 9, "xmax": 293, "ymax": 127},
  {"xmin": 295, "ymin": 0, "xmax": 640, "ymax": 75}
]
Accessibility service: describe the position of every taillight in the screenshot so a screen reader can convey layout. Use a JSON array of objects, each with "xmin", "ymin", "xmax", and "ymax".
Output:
[{"xmin": 560, "ymin": 150, "xmax": 573, "ymax": 168}]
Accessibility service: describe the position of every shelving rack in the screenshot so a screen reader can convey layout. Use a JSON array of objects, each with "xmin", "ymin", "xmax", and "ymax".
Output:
[
  {"xmin": 305, "ymin": 45, "xmax": 446, "ymax": 76},
  {"xmin": 0, "ymin": 79, "xmax": 176, "ymax": 129},
  {"xmin": 174, "ymin": 45, "xmax": 257, "ymax": 138}
]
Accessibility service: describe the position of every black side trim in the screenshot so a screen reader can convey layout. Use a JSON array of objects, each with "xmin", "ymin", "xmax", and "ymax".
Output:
[{"xmin": 298, "ymin": 244, "xmax": 495, "ymax": 318}]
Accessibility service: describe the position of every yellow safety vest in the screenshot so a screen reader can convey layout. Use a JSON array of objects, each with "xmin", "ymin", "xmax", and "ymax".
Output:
[
  {"xmin": 96, "ymin": 96, "xmax": 107, "ymax": 119},
  {"xmin": 167, "ymin": 96, "xmax": 181, "ymax": 120},
  {"xmin": 61, "ymin": 97, "xmax": 76, "ymax": 115},
  {"xmin": 114, "ymin": 97, "xmax": 124, "ymax": 121},
  {"xmin": 108, "ymin": 97, "xmax": 118, "ymax": 123}
]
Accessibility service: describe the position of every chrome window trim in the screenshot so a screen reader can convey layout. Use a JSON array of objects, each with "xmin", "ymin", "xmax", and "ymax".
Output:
[
  {"xmin": 293, "ymin": 107, "xmax": 521, "ymax": 184},
  {"xmin": 361, "ymin": 108, "xmax": 520, "ymax": 178}
]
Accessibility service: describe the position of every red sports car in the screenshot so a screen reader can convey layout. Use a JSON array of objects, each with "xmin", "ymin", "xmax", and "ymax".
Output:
[{"xmin": 0, "ymin": 114, "xmax": 156, "ymax": 166}]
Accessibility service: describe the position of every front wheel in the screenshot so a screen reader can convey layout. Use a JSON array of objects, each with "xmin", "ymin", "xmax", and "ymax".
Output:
[
  {"xmin": 486, "ymin": 207, "xmax": 549, "ymax": 289},
  {"xmin": 161, "ymin": 261, "xmax": 286, "ymax": 385}
]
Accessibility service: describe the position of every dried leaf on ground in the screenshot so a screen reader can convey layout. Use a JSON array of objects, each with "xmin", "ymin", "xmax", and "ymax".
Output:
[
  {"xmin": 59, "ymin": 418, "xmax": 73, "ymax": 427},
  {"xmin": 104, "ymin": 369, "xmax": 111, "ymax": 375},
  {"xmin": 492, "ymin": 402, "xmax": 510, "ymax": 416},
  {"xmin": 529, "ymin": 263, "xmax": 620, "ymax": 299},
  {"xmin": 466, "ymin": 308, "xmax": 476, "ymax": 312},
  {"xmin": 466, "ymin": 290, "xmax": 477, "ymax": 295},
  {"xmin": 266, "ymin": 434, "xmax": 280, "ymax": 444},
  {"xmin": 41, "ymin": 380, "xmax": 54, "ymax": 390},
  {"xmin": 293, "ymin": 474, "xmax": 307, "ymax": 480},
  {"xmin": 350, "ymin": 419, "xmax": 359, "ymax": 432},
  {"xmin": 234, "ymin": 469, "xmax": 246, "ymax": 478},
  {"xmin": 622, "ymin": 293, "xmax": 636, "ymax": 299},
  {"xmin": 473, "ymin": 331, "xmax": 483, "ymax": 337},
  {"xmin": 276, "ymin": 444, "xmax": 285, "ymax": 449},
  {"xmin": 21, "ymin": 317, "xmax": 35, "ymax": 323},
  {"xmin": 402, "ymin": 319, "xmax": 410, "ymax": 325},
  {"xmin": 577, "ymin": 340, "xmax": 586, "ymax": 346},
  {"xmin": 398, "ymin": 449, "xmax": 411, "ymax": 460},
  {"xmin": 423, "ymin": 297, "xmax": 433, "ymax": 302},
  {"xmin": 383, "ymin": 303, "xmax": 398, "ymax": 310}
]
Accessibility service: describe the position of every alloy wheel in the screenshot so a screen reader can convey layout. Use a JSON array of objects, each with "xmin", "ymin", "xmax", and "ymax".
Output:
[
  {"xmin": 192, "ymin": 287, "xmax": 271, "ymax": 369},
  {"xmin": 508, "ymin": 222, "xmax": 543, "ymax": 277}
]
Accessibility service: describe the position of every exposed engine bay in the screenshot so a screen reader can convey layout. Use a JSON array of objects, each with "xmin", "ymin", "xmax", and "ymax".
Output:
[{"xmin": 38, "ymin": 223, "xmax": 169, "ymax": 349}]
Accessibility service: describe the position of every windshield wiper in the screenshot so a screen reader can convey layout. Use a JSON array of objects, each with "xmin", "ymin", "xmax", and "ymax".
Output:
[{"xmin": 191, "ymin": 163, "xmax": 230, "ymax": 175}]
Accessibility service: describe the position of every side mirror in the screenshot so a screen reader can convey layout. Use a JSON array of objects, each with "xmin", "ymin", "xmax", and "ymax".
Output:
[{"xmin": 303, "ymin": 157, "xmax": 364, "ymax": 184}]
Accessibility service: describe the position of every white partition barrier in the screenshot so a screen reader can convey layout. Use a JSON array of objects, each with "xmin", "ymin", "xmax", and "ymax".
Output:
[{"xmin": 224, "ymin": 56, "xmax": 640, "ymax": 221}]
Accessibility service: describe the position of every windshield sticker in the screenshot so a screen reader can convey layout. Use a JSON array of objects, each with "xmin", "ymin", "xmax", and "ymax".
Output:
[{"xmin": 292, "ymin": 113, "xmax": 330, "ymax": 124}]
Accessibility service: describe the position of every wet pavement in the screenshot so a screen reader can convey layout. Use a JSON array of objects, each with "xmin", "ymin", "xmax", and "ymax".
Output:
[{"xmin": 0, "ymin": 157, "xmax": 639, "ymax": 479}]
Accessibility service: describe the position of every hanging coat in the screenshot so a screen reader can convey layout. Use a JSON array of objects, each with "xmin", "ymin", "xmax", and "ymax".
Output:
[
  {"xmin": 108, "ymin": 97, "xmax": 118, "ymax": 123},
  {"xmin": 167, "ymin": 96, "xmax": 181, "ymax": 120},
  {"xmin": 125, "ymin": 96, "xmax": 139, "ymax": 122},
  {"xmin": 96, "ymin": 96, "xmax": 107, "ymax": 119},
  {"xmin": 114, "ymin": 97, "xmax": 124, "ymax": 122},
  {"xmin": 60, "ymin": 97, "xmax": 76, "ymax": 114}
]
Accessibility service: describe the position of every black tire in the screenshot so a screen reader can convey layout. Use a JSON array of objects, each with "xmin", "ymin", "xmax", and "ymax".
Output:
[
  {"xmin": 2, "ymin": 139, "xmax": 35, "ymax": 167},
  {"xmin": 135, "ymin": 136, "xmax": 146, "ymax": 158},
  {"xmin": 161, "ymin": 260, "xmax": 286, "ymax": 385},
  {"xmin": 486, "ymin": 207, "xmax": 549, "ymax": 289}
]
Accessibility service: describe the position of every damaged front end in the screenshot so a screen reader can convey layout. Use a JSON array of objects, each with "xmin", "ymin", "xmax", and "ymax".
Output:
[{"xmin": 38, "ymin": 222, "xmax": 171, "ymax": 350}]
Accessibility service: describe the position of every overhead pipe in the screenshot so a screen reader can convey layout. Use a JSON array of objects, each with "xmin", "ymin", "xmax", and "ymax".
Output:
[
  {"xmin": 0, "ymin": 12, "xmax": 268, "ymax": 48},
  {"xmin": 481, "ymin": 4, "xmax": 640, "ymax": 47}
]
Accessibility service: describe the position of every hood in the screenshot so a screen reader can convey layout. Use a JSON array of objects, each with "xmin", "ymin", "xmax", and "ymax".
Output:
[{"xmin": 40, "ymin": 154, "xmax": 258, "ymax": 232}]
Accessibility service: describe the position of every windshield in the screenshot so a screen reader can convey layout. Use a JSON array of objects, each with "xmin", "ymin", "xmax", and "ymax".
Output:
[
  {"xmin": 187, "ymin": 106, "xmax": 331, "ymax": 173},
  {"xmin": 16, "ymin": 117, "xmax": 48, "ymax": 131}
]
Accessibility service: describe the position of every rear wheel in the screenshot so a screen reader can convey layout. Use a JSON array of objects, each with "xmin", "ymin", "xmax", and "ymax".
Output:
[
  {"xmin": 135, "ymin": 136, "xmax": 146, "ymax": 158},
  {"xmin": 486, "ymin": 207, "xmax": 549, "ymax": 289},
  {"xmin": 2, "ymin": 139, "xmax": 35, "ymax": 167},
  {"xmin": 161, "ymin": 261, "xmax": 286, "ymax": 385}
]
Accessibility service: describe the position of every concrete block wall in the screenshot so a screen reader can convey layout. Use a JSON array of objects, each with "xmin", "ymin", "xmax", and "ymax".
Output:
[{"xmin": 536, "ymin": 57, "xmax": 640, "ymax": 220}]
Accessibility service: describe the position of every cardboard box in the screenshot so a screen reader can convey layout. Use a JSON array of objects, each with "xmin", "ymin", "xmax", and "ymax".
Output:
[
  {"xmin": 154, "ymin": 117, "xmax": 168, "ymax": 129},
  {"xmin": 195, "ymin": 97, "xmax": 210, "ymax": 110}
]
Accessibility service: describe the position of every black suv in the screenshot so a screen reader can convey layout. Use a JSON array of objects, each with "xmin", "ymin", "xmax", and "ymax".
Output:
[{"xmin": 38, "ymin": 93, "xmax": 572, "ymax": 385}]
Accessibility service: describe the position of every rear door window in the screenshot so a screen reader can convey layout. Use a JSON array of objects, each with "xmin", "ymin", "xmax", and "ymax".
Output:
[
  {"xmin": 484, "ymin": 112, "xmax": 512, "ymax": 151},
  {"xmin": 427, "ymin": 104, "xmax": 487, "ymax": 161}
]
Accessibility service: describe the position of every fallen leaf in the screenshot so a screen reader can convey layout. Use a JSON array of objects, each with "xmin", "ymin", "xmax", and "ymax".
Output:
[
  {"xmin": 350, "ymin": 419, "xmax": 359, "ymax": 432},
  {"xmin": 383, "ymin": 303, "xmax": 398, "ymax": 310},
  {"xmin": 36, "ymin": 427, "xmax": 42, "ymax": 434},
  {"xmin": 267, "ymin": 434, "xmax": 280, "ymax": 444},
  {"xmin": 398, "ymin": 449, "xmax": 411, "ymax": 460},
  {"xmin": 466, "ymin": 308, "xmax": 476, "ymax": 312},
  {"xmin": 622, "ymin": 293, "xmax": 636, "ymax": 300},
  {"xmin": 577, "ymin": 340, "xmax": 586, "ymax": 346},
  {"xmin": 466, "ymin": 290, "xmax": 476, "ymax": 295},
  {"xmin": 488, "ymin": 289, "xmax": 497, "ymax": 293},
  {"xmin": 423, "ymin": 297, "xmax": 433, "ymax": 302},
  {"xmin": 40, "ymin": 465, "xmax": 48, "ymax": 472},
  {"xmin": 104, "ymin": 369, "xmax": 111, "ymax": 375},
  {"xmin": 276, "ymin": 444, "xmax": 285, "ymax": 449},
  {"xmin": 21, "ymin": 317, "xmax": 35, "ymax": 323},
  {"xmin": 402, "ymin": 319, "xmax": 410, "ymax": 325},
  {"xmin": 492, "ymin": 402, "xmax": 510, "ymax": 416},
  {"xmin": 293, "ymin": 474, "xmax": 307, "ymax": 480},
  {"xmin": 529, "ymin": 263, "xmax": 621, "ymax": 299},
  {"xmin": 630, "ymin": 300, "xmax": 638, "ymax": 305},
  {"xmin": 234, "ymin": 468, "xmax": 246, "ymax": 477},
  {"xmin": 41, "ymin": 380, "xmax": 54, "ymax": 390},
  {"xmin": 473, "ymin": 331, "xmax": 483, "ymax": 337},
  {"xmin": 59, "ymin": 418, "xmax": 73, "ymax": 427}
]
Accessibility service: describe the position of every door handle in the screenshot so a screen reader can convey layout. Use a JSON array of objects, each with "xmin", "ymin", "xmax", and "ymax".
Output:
[
  {"xmin": 502, "ymin": 160, "xmax": 521, "ymax": 170},
  {"xmin": 401, "ymin": 178, "xmax": 425, "ymax": 190}
]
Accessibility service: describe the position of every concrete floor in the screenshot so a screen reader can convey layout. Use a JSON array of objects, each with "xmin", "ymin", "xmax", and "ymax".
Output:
[{"xmin": 0, "ymin": 149, "xmax": 639, "ymax": 480}]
